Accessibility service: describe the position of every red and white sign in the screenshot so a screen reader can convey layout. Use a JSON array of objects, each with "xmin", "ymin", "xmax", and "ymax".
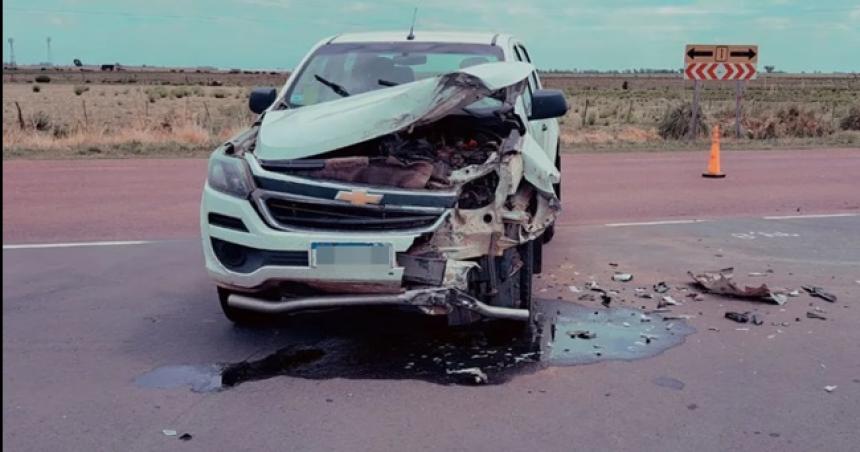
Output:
[{"xmin": 685, "ymin": 62, "xmax": 757, "ymax": 81}]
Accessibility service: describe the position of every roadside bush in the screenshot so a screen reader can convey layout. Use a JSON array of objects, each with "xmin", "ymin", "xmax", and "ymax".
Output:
[
  {"xmin": 170, "ymin": 87, "xmax": 192, "ymax": 98},
  {"xmin": 144, "ymin": 86, "xmax": 169, "ymax": 102},
  {"xmin": 840, "ymin": 106, "xmax": 860, "ymax": 131},
  {"xmin": 32, "ymin": 85, "xmax": 41, "ymax": 93},
  {"xmin": 212, "ymin": 89, "xmax": 228, "ymax": 99},
  {"xmin": 745, "ymin": 106, "xmax": 832, "ymax": 139},
  {"xmin": 658, "ymin": 103, "xmax": 708, "ymax": 139},
  {"xmin": 34, "ymin": 75, "xmax": 51, "ymax": 83},
  {"xmin": 74, "ymin": 85, "xmax": 90, "ymax": 96},
  {"xmin": 31, "ymin": 111, "xmax": 53, "ymax": 131}
]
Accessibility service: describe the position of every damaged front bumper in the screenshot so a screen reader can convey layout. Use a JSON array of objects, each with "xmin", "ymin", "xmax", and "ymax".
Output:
[{"xmin": 225, "ymin": 288, "xmax": 529, "ymax": 321}]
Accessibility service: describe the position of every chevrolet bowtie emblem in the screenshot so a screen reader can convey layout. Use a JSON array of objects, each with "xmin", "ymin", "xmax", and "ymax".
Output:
[{"xmin": 335, "ymin": 189, "xmax": 383, "ymax": 206}]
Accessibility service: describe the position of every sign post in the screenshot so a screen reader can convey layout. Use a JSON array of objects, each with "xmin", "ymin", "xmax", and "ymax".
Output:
[{"xmin": 684, "ymin": 44, "xmax": 758, "ymax": 140}]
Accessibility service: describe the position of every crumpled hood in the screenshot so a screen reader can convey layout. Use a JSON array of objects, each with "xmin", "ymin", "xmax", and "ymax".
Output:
[{"xmin": 254, "ymin": 61, "xmax": 533, "ymax": 160}]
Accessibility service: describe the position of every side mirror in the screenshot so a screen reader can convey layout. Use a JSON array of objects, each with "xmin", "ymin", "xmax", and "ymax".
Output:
[
  {"xmin": 529, "ymin": 89, "xmax": 568, "ymax": 120},
  {"xmin": 249, "ymin": 87, "xmax": 277, "ymax": 114}
]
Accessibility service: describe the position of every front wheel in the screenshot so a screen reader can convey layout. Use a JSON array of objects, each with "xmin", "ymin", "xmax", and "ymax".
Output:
[
  {"xmin": 543, "ymin": 149, "xmax": 562, "ymax": 244},
  {"xmin": 518, "ymin": 240, "xmax": 535, "ymax": 310}
]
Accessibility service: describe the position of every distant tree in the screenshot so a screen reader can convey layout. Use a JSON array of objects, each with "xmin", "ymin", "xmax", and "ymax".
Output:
[{"xmin": 764, "ymin": 65, "xmax": 775, "ymax": 73}]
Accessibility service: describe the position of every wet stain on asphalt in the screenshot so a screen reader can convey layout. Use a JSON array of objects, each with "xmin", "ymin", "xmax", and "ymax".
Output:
[{"xmin": 136, "ymin": 299, "xmax": 695, "ymax": 391}]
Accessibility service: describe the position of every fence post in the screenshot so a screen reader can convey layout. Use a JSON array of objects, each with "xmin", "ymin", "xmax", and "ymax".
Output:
[{"xmin": 688, "ymin": 80, "xmax": 701, "ymax": 140}]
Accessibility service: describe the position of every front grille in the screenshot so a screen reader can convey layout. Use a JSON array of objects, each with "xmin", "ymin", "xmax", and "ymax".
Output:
[{"xmin": 263, "ymin": 198, "xmax": 443, "ymax": 231}]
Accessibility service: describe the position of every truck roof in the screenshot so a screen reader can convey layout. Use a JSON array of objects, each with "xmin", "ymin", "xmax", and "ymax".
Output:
[{"xmin": 328, "ymin": 31, "xmax": 509, "ymax": 45}]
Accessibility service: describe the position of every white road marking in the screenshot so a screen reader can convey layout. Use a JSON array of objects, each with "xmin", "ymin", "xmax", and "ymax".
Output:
[
  {"xmin": 3, "ymin": 240, "xmax": 156, "ymax": 250},
  {"xmin": 604, "ymin": 219, "xmax": 707, "ymax": 227},
  {"xmin": 763, "ymin": 213, "xmax": 859, "ymax": 220}
]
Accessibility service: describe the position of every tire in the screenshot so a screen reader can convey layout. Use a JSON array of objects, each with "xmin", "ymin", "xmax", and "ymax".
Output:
[
  {"xmin": 217, "ymin": 287, "xmax": 264, "ymax": 326},
  {"xmin": 543, "ymin": 148, "xmax": 561, "ymax": 244},
  {"xmin": 518, "ymin": 240, "xmax": 534, "ymax": 310}
]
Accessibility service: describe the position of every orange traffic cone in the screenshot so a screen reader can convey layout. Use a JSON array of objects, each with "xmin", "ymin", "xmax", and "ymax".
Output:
[{"xmin": 702, "ymin": 124, "xmax": 726, "ymax": 178}]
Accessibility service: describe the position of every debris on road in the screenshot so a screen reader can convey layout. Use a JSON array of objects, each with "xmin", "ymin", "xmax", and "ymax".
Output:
[
  {"xmin": 162, "ymin": 430, "xmax": 177, "ymax": 437},
  {"xmin": 802, "ymin": 286, "xmax": 837, "ymax": 303},
  {"xmin": 653, "ymin": 282, "xmax": 670, "ymax": 293},
  {"xmin": 724, "ymin": 311, "xmax": 764, "ymax": 325},
  {"xmin": 806, "ymin": 311, "xmax": 827, "ymax": 320},
  {"xmin": 568, "ymin": 285, "xmax": 581, "ymax": 293},
  {"xmin": 601, "ymin": 294, "xmax": 612, "ymax": 307},
  {"xmin": 824, "ymin": 385, "xmax": 838, "ymax": 393},
  {"xmin": 446, "ymin": 367, "xmax": 488, "ymax": 385},
  {"xmin": 658, "ymin": 296, "xmax": 680, "ymax": 308},
  {"xmin": 612, "ymin": 273, "xmax": 634, "ymax": 282},
  {"xmin": 179, "ymin": 433, "xmax": 193, "ymax": 441},
  {"xmin": 689, "ymin": 267, "xmax": 788, "ymax": 305},
  {"xmin": 725, "ymin": 311, "xmax": 750, "ymax": 323},
  {"xmin": 567, "ymin": 330, "xmax": 597, "ymax": 339}
]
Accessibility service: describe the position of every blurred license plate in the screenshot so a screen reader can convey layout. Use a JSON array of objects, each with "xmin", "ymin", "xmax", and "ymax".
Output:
[{"xmin": 312, "ymin": 243, "xmax": 392, "ymax": 267}]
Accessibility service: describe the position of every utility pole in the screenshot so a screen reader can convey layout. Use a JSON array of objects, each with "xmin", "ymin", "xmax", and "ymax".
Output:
[
  {"xmin": 46, "ymin": 37, "xmax": 53, "ymax": 66},
  {"xmin": 7, "ymin": 38, "xmax": 15, "ymax": 67}
]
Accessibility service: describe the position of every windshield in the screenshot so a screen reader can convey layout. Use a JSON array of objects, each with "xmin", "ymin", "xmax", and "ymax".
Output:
[{"xmin": 284, "ymin": 42, "xmax": 505, "ymax": 108}]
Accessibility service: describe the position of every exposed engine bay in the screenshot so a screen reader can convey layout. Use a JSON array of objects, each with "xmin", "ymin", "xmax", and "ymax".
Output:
[{"xmin": 265, "ymin": 116, "xmax": 518, "ymax": 209}]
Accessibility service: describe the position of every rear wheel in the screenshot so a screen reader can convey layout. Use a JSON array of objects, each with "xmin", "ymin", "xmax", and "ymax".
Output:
[{"xmin": 518, "ymin": 240, "xmax": 534, "ymax": 310}]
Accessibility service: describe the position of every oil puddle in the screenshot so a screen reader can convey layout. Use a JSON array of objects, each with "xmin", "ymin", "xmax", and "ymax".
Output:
[
  {"xmin": 135, "ymin": 364, "xmax": 222, "ymax": 393},
  {"xmin": 136, "ymin": 299, "xmax": 695, "ymax": 391},
  {"xmin": 542, "ymin": 300, "xmax": 695, "ymax": 366}
]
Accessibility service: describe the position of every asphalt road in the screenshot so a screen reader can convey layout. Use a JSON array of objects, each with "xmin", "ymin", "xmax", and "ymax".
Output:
[
  {"xmin": 3, "ymin": 148, "xmax": 859, "ymax": 243},
  {"xmin": 3, "ymin": 149, "xmax": 860, "ymax": 452}
]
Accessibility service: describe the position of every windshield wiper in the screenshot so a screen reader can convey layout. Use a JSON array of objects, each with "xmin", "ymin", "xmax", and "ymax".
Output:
[{"xmin": 314, "ymin": 74, "xmax": 349, "ymax": 97}]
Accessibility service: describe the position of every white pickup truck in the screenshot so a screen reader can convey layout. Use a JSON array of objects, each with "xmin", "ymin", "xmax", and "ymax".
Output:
[{"xmin": 201, "ymin": 31, "xmax": 567, "ymax": 325}]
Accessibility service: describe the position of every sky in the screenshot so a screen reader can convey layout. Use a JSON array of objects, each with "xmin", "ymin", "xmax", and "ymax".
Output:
[{"xmin": 2, "ymin": 0, "xmax": 859, "ymax": 72}]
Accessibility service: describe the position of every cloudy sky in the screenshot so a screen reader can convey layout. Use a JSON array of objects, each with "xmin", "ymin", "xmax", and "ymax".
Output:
[{"xmin": 3, "ymin": 0, "xmax": 859, "ymax": 72}]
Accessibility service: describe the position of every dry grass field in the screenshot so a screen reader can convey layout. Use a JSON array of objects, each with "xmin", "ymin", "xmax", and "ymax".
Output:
[{"xmin": 3, "ymin": 68, "xmax": 859, "ymax": 159}]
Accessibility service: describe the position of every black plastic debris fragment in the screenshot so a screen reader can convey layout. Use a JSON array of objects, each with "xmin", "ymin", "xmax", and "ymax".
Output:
[
  {"xmin": 601, "ymin": 294, "xmax": 612, "ymax": 307},
  {"xmin": 724, "ymin": 311, "xmax": 763, "ymax": 325},
  {"xmin": 654, "ymin": 282, "xmax": 670, "ymax": 293},
  {"xmin": 806, "ymin": 311, "xmax": 827, "ymax": 320},
  {"xmin": 567, "ymin": 330, "xmax": 597, "ymax": 339},
  {"xmin": 725, "ymin": 311, "xmax": 750, "ymax": 323},
  {"xmin": 802, "ymin": 286, "xmax": 837, "ymax": 303},
  {"xmin": 179, "ymin": 434, "xmax": 192, "ymax": 441}
]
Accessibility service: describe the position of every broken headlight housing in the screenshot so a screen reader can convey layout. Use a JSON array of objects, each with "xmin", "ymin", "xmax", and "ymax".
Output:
[{"xmin": 207, "ymin": 149, "xmax": 255, "ymax": 199}]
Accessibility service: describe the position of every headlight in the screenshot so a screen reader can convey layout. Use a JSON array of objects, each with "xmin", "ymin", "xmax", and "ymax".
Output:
[{"xmin": 207, "ymin": 150, "xmax": 255, "ymax": 198}]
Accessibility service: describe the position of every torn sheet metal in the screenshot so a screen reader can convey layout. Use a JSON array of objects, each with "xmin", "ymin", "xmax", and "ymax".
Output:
[
  {"xmin": 802, "ymin": 286, "xmax": 837, "ymax": 303},
  {"xmin": 255, "ymin": 62, "xmax": 533, "ymax": 161},
  {"xmin": 520, "ymin": 132, "xmax": 560, "ymax": 196},
  {"xmin": 689, "ymin": 267, "xmax": 788, "ymax": 305}
]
